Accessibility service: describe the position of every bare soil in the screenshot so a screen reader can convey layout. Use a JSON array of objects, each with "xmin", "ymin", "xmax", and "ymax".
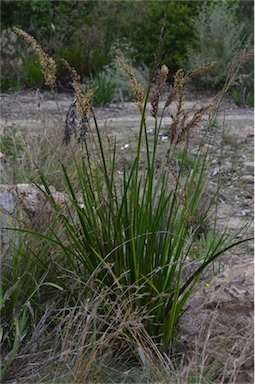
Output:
[{"xmin": 1, "ymin": 89, "xmax": 254, "ymax": 259}]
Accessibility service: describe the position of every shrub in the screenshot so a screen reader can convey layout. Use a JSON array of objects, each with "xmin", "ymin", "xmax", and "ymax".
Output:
[
  {"xmin": 186, "ymin": 1, "xmax": 245, "ymax": 89},
  {"xmin": 0, "ymin": 1, "xmax": 197, "ymax": 90},
  {"xmin": 0, "ymin": 28, "xmax": 49, "ymax": 91},
  {"xmin": 129, "ymin": 1, "xmax": 197, "ymax": 78},
  {"xmin": 1, "ymin": 2, "xmax": 111, "ymax": 91},
  {"xmin": 0, "ymin": 29, "xmax": 24, "ymax": 91},
  {"xmin": 229, "ymin": 34, "xmax": 254, "ymax": 108},
  {"xmin": 55, "ymin": 22, "xmax": 111, "ymax": 82},
  {"xmin": 2, "ymin": 0, "xmax": 253, "ymax": 93}
]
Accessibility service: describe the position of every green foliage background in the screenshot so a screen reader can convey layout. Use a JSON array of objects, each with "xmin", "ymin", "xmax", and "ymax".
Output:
[{"xmin": 0, "ymin": 0, "xmax": 253, "ymax": 92}]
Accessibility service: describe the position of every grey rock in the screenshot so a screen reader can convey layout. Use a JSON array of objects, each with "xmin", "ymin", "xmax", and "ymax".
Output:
[
  {"xmin": 243, "ymin": 161, "xmax": 255, "ymax": 171},
  {"xmin": 176, "ymin": 258, "xmax": 254, "ymax": 383},
  {"xmin": 239, "ymin": 175, "xmax": 254, "ymax": 183},
  {"xmin": 0, "ymin": 184, "xmax": 69, "ymax": 265}
]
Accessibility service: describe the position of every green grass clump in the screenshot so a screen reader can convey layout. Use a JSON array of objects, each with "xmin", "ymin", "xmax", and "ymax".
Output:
[
  {"xmin": 89, "ymin": 71, "xmax": 115, "ymax": 106},
  {"xmin": 231, "ymin": 77, "xmax": 254, "ymax": 107},
  {"xmin": 1, "ymin": 30, "xmax": 252, "ymax": 383}
]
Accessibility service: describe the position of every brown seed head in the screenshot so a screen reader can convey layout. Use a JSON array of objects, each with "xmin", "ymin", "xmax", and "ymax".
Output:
[
  {"xmin": 163, "ymin": 64, "xmax": 217, "ymax": 145},
  {"xmin": 13, "ymin": 27, "xmax": 56, "ymax": 88},
  {"xmin": 186, "ymin": 61, "xmax": 216, "ymax": 81},
  {"xmin": 227, "ymin": 36, "xmax": 254, "ymax": 88},
  {"xmin": 150, "ymin": 64, "xmax": 169, "ymax": 118},
  {"xmin": 61, "ymin": 58, "xmax": 94, "ymax": 118},
  {"xmin": 118, "ymin": 58, "xmax": 145, "ymax": 114},
  {"xmin": 164, "ymin": 69, "xmax": 185, "ymax": 109},
  {"xmin": 60, "ymin": 58, "xmax": 80, "ymax": 83}
]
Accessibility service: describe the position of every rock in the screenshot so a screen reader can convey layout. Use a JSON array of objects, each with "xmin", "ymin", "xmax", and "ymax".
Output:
[
  {"xmin": 241, "ymin": 125, "xmax": 254, "ymax": 137},
  {"xmin": 225, "ymin": 124, "xmax": 254, "ymax": 138},
  {"xmin": 0, "ymin": 183, "xmax": 68, "ymax": 218},
  {"xmin": 243, "ymin": 161, "xmax": 255, "ymax": 171},
  {"xmin": 224, "ymin": 124, "xmax": 254, "ymax": 145},
  {"xmin": 0, "ymin": 184, "xmax": 69, "ymax": 261},
  {"xmin": 239, "ymin": 175, "xmax": 254, "ymax": 183},
  {"xmin": 176, "ymin": 258, "xmax": 254, "ymax": 383},
  {"xmin": 201, "ymin": 144, "xmax": 214, "ymax": 154}
]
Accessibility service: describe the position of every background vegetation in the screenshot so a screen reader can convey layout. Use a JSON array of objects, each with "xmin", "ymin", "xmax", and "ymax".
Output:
[{"xmin": 1, "ymin": 0, "xmax": 254, "ymax": 104}]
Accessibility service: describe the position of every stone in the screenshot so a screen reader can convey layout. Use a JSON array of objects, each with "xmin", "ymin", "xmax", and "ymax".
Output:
[
  {"xmin": 243, "ymin": 161, "xmax": 255, "ymax": 171},
  {"xmin": 201, "ymin": 144, "xmax": 214, "ymax": 154},
  {"xmin": 0, "ymin": 184, "xmax": 69, "ymax": 261},
  {"xmin": 224, "ymin": 124, "xmax": 254, "ymax": 145},
  {"xmin": 241, "ymin": 125, "xmax": 254, "ymax": 137},
  {"xmin": 239, "ymin": 175, "xmax": 254, "ymax": 183},
  {"xmin": 175, "ymin": 258, "xmax": 254, "ymax": 383},
  {"xmin": 225, "ymin": 124, "xmax": 254, "ymax": 138}
]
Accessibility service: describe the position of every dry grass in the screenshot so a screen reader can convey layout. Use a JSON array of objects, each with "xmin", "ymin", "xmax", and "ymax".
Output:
[{"xmin": 5, "ymin": 284, "xmax": 253, "ymax": 384}]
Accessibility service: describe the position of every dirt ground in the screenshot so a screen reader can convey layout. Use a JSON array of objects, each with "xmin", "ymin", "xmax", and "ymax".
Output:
[{"xmin": 0, "ymin": 89, "xmax": 254, "ymax": 260}]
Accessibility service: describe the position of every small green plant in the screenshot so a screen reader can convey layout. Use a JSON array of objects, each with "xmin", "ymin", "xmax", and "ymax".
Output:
[
  {"xmin": 88, "ymin": 72, "xmax": 115, "ymax": 106},
  {"xmin": 231, "ymin": 76, "xmax": 254, "ymax": 107}
]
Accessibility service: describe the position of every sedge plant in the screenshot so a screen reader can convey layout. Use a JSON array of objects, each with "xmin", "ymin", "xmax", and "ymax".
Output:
[
  {"xmin": 51, "ymin": 61, "xmax": 249, "ymax": 350},
  {"xmin": 1, "ymin": 29, "xmax": 253, "ymax": 381}
]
